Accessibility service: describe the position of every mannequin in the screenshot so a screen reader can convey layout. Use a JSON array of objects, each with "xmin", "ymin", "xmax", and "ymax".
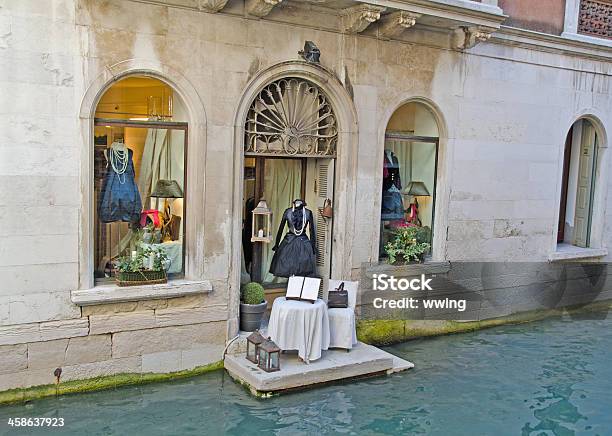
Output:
[
  {"xmin": 99, "ymin": 141, "xmax": 142, "ymax": 223},
  {"xmin": 269, "ymin": 199, "xmax": 317, "ymax": 278},
  {"xmin": 381, "ymin": 149, "xmax": 404, "ymax": 220}
]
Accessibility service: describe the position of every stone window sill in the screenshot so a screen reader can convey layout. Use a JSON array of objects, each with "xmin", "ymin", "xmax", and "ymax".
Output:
[
  {"xmin": 548, "ymin": 244, "xmax": 608, "ymax": 262},
  {"xmin": 561, "ymin": 31, "xmax": 612, "ymax": 49},
  {"xmin": 366, "ymin": 260, "xmax": 451, "ymax": 276},
  {"xmin": 71, "ymin": 279, "xmax": 213, "ymax": 306}
]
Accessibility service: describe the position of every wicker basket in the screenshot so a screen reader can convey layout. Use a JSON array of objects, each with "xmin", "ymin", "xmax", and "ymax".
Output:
[{"xmin": 116, "ymin": 270, "xmax": 167, "ymax": 287}]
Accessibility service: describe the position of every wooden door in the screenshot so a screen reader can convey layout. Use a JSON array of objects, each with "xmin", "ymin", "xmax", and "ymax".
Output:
[
  {"xmin": 573, "ymin": 122, "xmax": 597, "ymax": 247},
  {"xmin": 305, "ymin": 158, "xmax": 335, "ymax": 283}
]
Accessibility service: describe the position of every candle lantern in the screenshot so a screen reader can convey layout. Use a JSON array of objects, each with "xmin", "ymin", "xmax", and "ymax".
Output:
[
  {"xmin": 246, "ymin": 330, "xmax": 266, "ymax": 364},
  {"xmin": 257, "ymin": 337, "xmax": 281, "ymax": 372},
  {"xmin": 251, "ymin": 199, "xmax": 272, "ymax": 243}
]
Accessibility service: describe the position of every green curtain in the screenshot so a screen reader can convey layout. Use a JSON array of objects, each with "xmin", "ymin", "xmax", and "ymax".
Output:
[{"xmin": 261, "ymin": 159, "xmax": 302, "ymax": 284}]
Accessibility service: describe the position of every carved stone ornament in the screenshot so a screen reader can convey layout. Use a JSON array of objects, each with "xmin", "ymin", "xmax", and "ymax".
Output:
[
  {"xmin": 244, "ymin": 78, "xmax": 338, "ymax": 157},
  {"xmin": 378, "ymin": 11, "xmax": 421, "ymax": 39},
  {"xmin": 342, "ymin": 4, "xmax": 386, "ymax": 34},
  {"xmin": 452, "ymin": 26, "xmax": 494, "ymax": 49},
  {"xmin": 197, "ymin": 0, "xmax": 229, "ymax": 13},
  {"xmin": 246, "ymin": 0, "xmax": 283, "ymax": 18}
]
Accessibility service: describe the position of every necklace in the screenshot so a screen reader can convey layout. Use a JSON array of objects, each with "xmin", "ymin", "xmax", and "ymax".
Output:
[
  {"xmin": 292, "ymin": 207, "xmax": 307, "ymax": 236},
  {"xmin": 109, "ymin": 143, "xmax": 128, "ymax": 184}
]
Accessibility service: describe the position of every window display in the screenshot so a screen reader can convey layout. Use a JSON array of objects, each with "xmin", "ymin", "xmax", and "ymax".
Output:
[
  {"xmin": 93, "ymin": 76, "xmax": 187, "ymax": 282},
  {"xmin": 380, "ymin": 102, "xmax": 439, "ymax": 261}
]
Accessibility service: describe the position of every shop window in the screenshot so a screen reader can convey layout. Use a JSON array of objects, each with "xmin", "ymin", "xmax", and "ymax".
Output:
[
  {"xmin": 380, "ymin": 102, "xmax": 439, "ymax": 261},
  {"xmin": 242, "ymin": 78, "xmax": 336, "ymax": 287},
  {"xmin": 93, "ymin": 76, "xmax": 188, "ymax": 282},
  {"xmin": 557, "ymin": 119, "xmax": 599, "ymax": 247}
]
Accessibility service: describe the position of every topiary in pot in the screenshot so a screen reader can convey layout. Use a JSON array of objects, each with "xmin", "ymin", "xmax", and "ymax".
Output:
[{"xmin": 240, "ymin": 282, "xmax": 267, "ymax": 331}]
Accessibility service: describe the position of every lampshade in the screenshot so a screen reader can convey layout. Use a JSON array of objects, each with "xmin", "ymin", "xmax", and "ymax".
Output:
[
  {"xmin": 403, "ymin": 181, "xmax": 430, "ymax": 197},
  {"xmin": 150, "ymin": 179, "xmax": 183, "ymax": 198}
]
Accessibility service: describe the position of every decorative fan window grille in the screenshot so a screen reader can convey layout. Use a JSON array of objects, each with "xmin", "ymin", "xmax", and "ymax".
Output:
[{"xmin": 245, "ymin": 78, "xmax": 338, "ymax": 157}]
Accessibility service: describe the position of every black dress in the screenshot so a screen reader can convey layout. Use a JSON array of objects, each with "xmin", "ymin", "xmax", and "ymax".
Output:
[
  {"xmin": 269, "ymin": 207, "xmax": 317, "ymax": 278},
  {"xmin": 381, "ymin": 150, "xmax": 404, "ymax": 220}
]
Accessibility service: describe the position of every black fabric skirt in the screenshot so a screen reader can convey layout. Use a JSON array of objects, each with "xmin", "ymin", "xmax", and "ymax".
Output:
[{"xmin": 269, "ymin": 233, "xmax": 317, "ymax": 278}]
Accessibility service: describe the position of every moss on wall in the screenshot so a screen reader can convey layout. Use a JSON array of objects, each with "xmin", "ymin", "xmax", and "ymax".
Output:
[
  {"xmin": 0, "ymin": 360, "xmax": 223, "ymax": 406},
  {"xmin": 357, "ymin": 300, "xmax": 612, "ymax": 346}
]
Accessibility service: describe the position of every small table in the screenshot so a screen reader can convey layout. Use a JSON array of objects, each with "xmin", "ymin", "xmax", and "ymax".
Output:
[{"xmin": 267, "ymin": 297, "xmax": 330, "ymax": 363}]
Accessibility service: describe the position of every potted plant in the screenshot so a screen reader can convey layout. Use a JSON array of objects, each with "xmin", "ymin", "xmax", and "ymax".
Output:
[
  {"xmin": 115, "ymin": 246, "xmax": 169, "ymax": 286},
  {"xmin": 384, "ymin": 225, "xmax": 431, "ymax": 265},
  {"xmin": 240, "ymin": 282, "xmax": 267, "ymax": 332}
]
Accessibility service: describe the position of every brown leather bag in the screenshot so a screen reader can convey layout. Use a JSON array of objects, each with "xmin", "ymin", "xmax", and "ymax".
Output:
[
  {"xmin": 320, "ymin": 198, "xmax": 333, "ymax": 219},
  {"xmin": 327, "ymin": 282, "xmax": 348, "ymax": 308}
]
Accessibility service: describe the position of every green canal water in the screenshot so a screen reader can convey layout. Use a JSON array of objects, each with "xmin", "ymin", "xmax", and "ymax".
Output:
[{"xmin": 1, "ymin": 312, "xmax": 611, "ymax": 435}]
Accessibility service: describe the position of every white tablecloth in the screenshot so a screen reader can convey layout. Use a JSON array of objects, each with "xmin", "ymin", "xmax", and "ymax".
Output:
[
  {"xmin": 328, "ymin": 308, "xmax": 358, "ymax": 349},
  {"xmin": 267, "ymin": 297, "xmax": 330, "ymax": 363}
]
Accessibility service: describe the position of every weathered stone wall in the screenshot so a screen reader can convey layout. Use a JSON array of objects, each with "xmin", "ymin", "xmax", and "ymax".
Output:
[
  {"xmin": 0, "ymin": 294, "xmax": 225, "ymax": 391},
  {"xmin": 0, "ymin": 0, "xmax": 82, "ymax": 326},
  {"xmin": 1, "ymin": 0, "xmax": 612, "ymax": 392}
]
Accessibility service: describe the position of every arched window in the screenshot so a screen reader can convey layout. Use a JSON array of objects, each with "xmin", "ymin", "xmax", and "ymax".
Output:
[
  {"xmin": 380, "ymin": 102, "xmax": 439, "ymax": 261},
  {"xmin": 557, "ymin": 118, "xmax": 600, "ymax": 248},
  {"xmin": 93, "ymin": 76, "xmax": 188, "ymax": 283}
]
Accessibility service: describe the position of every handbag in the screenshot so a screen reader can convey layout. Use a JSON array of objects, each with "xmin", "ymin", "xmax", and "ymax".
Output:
[
  {"xmin": 327, "ymin": 282, "xmax": 348, "ymax": 308},
  {"xmin": 320, "ymin": 198, "xmax": 333, "ymax": 219}
]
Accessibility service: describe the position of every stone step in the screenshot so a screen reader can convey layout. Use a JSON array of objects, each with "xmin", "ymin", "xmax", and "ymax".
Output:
[{"xmin": 224, "ymin": 341, "xmax": 413, "ymax": 396}]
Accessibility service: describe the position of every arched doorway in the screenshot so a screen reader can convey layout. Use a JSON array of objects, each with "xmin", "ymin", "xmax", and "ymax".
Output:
[
  {"xmin": 380, "ymin": 101, "xmax": 440, "ymax": 260},
  {"xmin": 240, "ymin": 77, "xmax": 337, "ymax": 288},
  {"xmin": 92, "ymin": 76, "xmax": 188, "ymax": 282},
  {"xmin": 558, "ymin": 118, "xmax": 601, "ymax": 248}
]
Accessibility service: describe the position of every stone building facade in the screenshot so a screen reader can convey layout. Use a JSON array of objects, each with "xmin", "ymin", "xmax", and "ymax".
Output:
[{"xmin": 1, "ymin": 0, "xmax": 611, "ymax": 392}]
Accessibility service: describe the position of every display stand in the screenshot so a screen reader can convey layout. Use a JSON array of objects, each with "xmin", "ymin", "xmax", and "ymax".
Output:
[{"xmin": 286, "ymin": 276, "xmax": 321, "ymax": 303}]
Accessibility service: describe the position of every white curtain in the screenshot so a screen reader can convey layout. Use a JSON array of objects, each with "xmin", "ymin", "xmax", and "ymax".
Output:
[{"xmin": 262, "ymin": 159, "xmax": 302, "ymax": 283}]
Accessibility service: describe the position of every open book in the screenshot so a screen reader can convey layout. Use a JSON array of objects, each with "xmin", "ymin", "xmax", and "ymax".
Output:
[{"xmin": 286, "ymin": 276, "xmax": 321, "ymax": 303}]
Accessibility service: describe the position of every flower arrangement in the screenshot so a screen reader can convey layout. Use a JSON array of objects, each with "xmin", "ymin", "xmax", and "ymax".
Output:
[
  {"xmin": 384, "ymin": 226, "xmax": 431, "ymax": 265},
  {"xmin": 114, "ymin": 246, "xmax": 169, "ymax": 286},
  {"xmin": 115, "ymin": 246, "xmax": 169, "ymax": 272}
]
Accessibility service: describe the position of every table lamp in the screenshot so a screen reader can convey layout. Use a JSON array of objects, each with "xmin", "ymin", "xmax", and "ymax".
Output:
[{"xmin": 403, "ymin": 181, "xmax": 430, "ymax": 225}]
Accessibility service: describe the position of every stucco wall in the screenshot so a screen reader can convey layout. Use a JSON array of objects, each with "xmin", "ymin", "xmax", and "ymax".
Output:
[
  {"xmin": 499, "ymin": 0, "xmax": 567, "ymax": 35},
  {"xmin": 1, "ymin": 0, "xmax": 612, "ymax": 391}
]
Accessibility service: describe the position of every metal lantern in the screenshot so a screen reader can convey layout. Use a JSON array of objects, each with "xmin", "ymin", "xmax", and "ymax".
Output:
[
  {"xmin": 257, "ymin": 337, "xmax": 281, "ymax": 372},
  {"xmin": 246, "ymin": 330, "xmax": 266, "ymax": 364},
  {"xmin": 250, "ymin": 199, "xmax": 273, "ymax": 243}
]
